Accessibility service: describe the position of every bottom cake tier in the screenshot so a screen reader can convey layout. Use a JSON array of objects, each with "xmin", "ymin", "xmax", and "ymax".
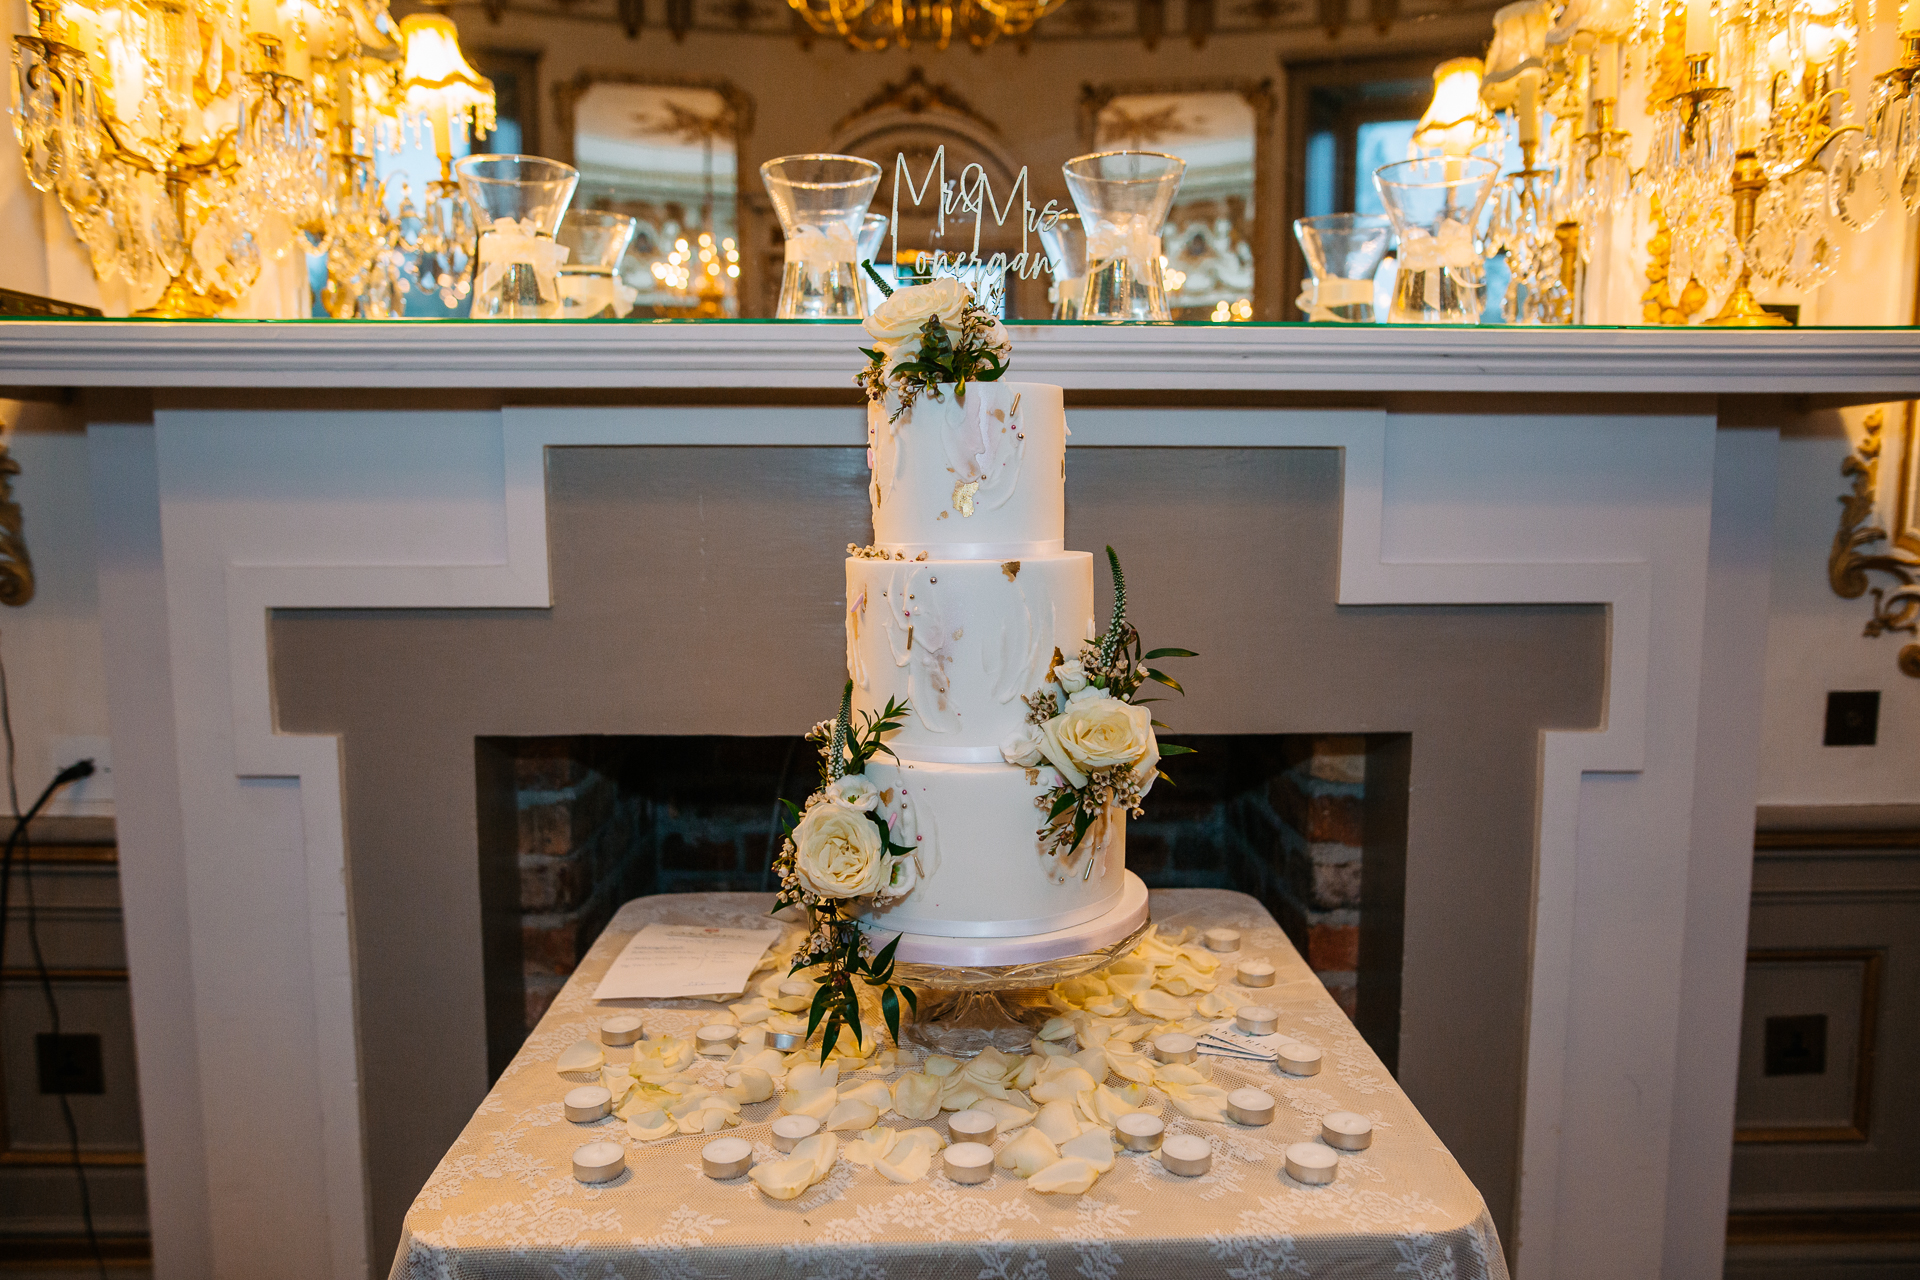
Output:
[{"xmin": 860, "ymin": 755, "xmax": 1127, "ymax": 940}]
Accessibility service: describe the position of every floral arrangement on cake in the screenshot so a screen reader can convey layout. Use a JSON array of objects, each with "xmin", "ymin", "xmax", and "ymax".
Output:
[
  {"xmin": 1002, "ymin": 547, "xmax": 1195, "ymax": 874},
  {"xmin": 771, "ymin": 686, "xmax": 920, "ymax": 1060},
  {"xmin": 856, "ymin": 266, "xmax": 1011, "ymax": 423}
]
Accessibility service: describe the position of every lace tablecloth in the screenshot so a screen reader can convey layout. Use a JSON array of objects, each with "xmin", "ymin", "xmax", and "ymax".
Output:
[{"xmin": 389, "ymin": 889, "xmax": 1508, "ymax": 1280}]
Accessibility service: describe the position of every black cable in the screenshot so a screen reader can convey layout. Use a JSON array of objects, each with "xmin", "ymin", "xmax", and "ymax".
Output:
[{"xmin": 0, "ymin": 633, "xmax": 106, "ymax": 1280}]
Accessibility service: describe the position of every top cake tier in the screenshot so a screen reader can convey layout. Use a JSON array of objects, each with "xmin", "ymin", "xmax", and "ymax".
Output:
[{"xmin": 867, "ymin": 381, "xmax": 1064, "ymax": 558}]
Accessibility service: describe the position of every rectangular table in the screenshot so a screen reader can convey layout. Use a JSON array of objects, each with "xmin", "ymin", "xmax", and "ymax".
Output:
[{"xmin": 390, "ymin": 889, "xmax": 1508, "ymax": 1279}]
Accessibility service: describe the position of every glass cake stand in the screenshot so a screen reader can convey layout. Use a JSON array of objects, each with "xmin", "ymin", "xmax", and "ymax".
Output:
[{"xmin": 893, "ymin": 917, "xmax": 1151, "ymax": 1056}]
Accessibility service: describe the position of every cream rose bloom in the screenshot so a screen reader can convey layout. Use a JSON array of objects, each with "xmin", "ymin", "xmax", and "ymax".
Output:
[
  {"xmin": 832, "ymin": 773, "xmax": 881, "ymax": 811},
  {"xmin": 792, "ymin": 800, "xmax": 888, "ymax": 899},
  {"xmin": 1052, "ymin": 659, "xmax": 1090, "ymax": 694},
  {"xmin": 1000, "ymin": 727, "xmax": 1045, "ymax": 767},
  {"xmin": 863, "ymin": 276, "xmax": 972, "ymax": 347},
  {"xmin": 1037, "ymin": 691, "xmax": 1158, "ymax": 790}
]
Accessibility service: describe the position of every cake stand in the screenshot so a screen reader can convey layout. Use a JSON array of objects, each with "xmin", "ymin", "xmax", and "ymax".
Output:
[{"xmin": 880, "ymin": 871, "xmax": 1151, "ymax": 1056}]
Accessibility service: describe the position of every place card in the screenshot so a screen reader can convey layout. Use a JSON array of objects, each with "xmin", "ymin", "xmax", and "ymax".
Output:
[{"xmin": 592, "ymin": 922, "xmax": 783, "ymax": 1001}]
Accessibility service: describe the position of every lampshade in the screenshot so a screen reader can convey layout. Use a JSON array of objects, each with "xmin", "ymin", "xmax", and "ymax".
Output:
[
  {"xmin": 397, "ymin": 12, "xmax": 495, "ymax": 125},
  {"xmin": 1547, "ymin": 0, "xmax": 1633, "ymax": 48},
  {"xmin": 1412, "ymin": 58, "xmax": 1502, "ymax": 158},
  {"xmin": 1482, "ymin": 0, "xmax": 1552, "ymax": 107}
]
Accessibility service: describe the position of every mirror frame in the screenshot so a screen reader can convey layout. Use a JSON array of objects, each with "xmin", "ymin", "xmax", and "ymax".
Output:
[
  {"xmin": 1831, "ymin": 403, "xmax": 1920, "ymax": 679},
  {"xmin": 551, "ymin": 71, "xmax": 757, "ymax": 317},
  {"xmin": 1076, "ymin": 78, "xmax": 1276, "ymax": 320}
]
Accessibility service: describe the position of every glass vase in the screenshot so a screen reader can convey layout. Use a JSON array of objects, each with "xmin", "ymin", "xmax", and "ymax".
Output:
[
  {"xmin": 1373, "ymin": 157, "xmax": 1498, "ymax": 324},
  {"xmin": 1292, "ymin": 213, "xmax": 1393, "ymax": 322},
  {"xmin": 556, "ymin": 210, "xmax": 638, "ymax": 319},
  {"xmin": 1039, "ymin": 211, "xmax": 1087, "ymax": 319},
  {"xmin": 456, "ymin": 154, "xmax": 580, "ymax": 320},
  {"xmin": 1062, "ymin": 151, "xmax": 1185, "ymax": 321},
  {"xmin": 760, "ymin": 154, "xmax": 882, "ymax": 319}
]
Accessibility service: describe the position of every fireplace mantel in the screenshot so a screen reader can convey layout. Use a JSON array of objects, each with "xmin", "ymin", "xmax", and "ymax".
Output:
[{"xmin": 3, "ymin": 320, "xmax": 1918, "ymax": 397}]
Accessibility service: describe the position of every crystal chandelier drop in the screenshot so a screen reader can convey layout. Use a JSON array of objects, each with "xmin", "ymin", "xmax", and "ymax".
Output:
[
  {"xmin": 389, "ymin": 4, "xmax": 494, "ymax": 310},
  {"xmin": 10, "ymin": 0, "xmax": 408, "ymax": 316},
  {"xmin": 787, "ymin": 0, "xmax": 1062, "ymax": 49}
]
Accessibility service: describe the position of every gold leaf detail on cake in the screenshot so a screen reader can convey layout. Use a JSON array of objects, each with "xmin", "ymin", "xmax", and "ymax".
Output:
[
  {"xmin": 1001, "ymin": 561, "xmax": 1021, "ymax": 581},
  {"xmin": 916, "ymin": 552, "xmax": 928, "ymax": 560},
  {"xmin": 953, "ymin": 478, "xmax": 980, "ymax": 517},
  {"xmin": 906, "ymin": 625, "xmax": 914, "ymax": 650},
  {"xmin": 1009, "ymin": 393, "xmax": 1022, "ymax": 417},
  {"xmin": 1024, "ymin": 767, "xmax": 1040, "ymax": 786}
]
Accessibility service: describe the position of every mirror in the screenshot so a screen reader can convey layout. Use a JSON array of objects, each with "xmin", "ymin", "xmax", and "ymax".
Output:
[
  {"xmin": 1085, "ymin": 86, "xmax": 1271, "ymax": 321},
  {"xmin": 555, "ymin": 74, "xmax": 754, "ymax": 317}
]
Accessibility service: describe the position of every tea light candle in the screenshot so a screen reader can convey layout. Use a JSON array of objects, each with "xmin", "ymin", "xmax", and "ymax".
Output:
[
  {"xmin": 768, "ymin": 1030, "xmax": 805, "ymax": 1052},
  {"xmin": 770, "ymin": 1114, "xmax": 820, "ymax": 1152},
  {"xmin": 1236, "ymin": 1005, "xmax": 1280, "ymax": 1036},
  {"xmin": 944, "ymin": 1141, "xmax": 995, "ymax": 1184},
  {"xmin": 1235, "ymin": 959, "xmax": 1276, "ymax": 987},
  {"xmin": 598, "ymin": 1014, "xmax": 644, "ymax": 1046},
  {"xmin": 1160, "ymin": 1134, "xmax": 1212, "ymax": 1176},
  {"xmin": 1153, "ymin": 1033, "xmax": 1198, "ymax": 1064},
  {"xmin": 1116, "ymin": 1112, "xmax": 1165, "ymax": 1151},
  {"xmin": 696, "ymin": 1024, "xmax": 739, "ymax": 1056},
  {"xmin": 1204, "ymin": 928, "xmax": 1242, "ymax": 953},
  {"xmin": 1226, "ymin": 1087, "xmax": 1275, "ymax": 1126},
  {"xmin": 1285, "ymin": 1141, "xmax": 1339, "ymax": 1185},
  {"xmin": 1322, "ymin": 1111, "xmax": 1374, "ymax": 1151},
  {"xmin": 572, "ymin": 1140, "xmax": 625, "ymax": 1183},
  {"xmin": 564, "ymin": 1085, "xmax": 613, "ymax": 1123},
  {"xmin": 701, "ymin": 1136, "xmax": 754, "ymax": 1180},
  {"xmin": 1276, "ymin": 1041, "xmax": 1323, "ymax": 1076},
  {"xmin": 948, "ymin": 1109, "xmax": 997, "ymax": 1144}
]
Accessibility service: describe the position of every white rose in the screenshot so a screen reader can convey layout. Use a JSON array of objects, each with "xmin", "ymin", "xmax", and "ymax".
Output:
[
  {"xmin": 792, "ymin": 800, "xmax": 888, "ymax": 899},
  {"xmin": 1001, "ymin": 728, "xmax": 1045, "ymax": 767},
  {"xmin": 1066, "ymin": 683, "xmax": 1110, "ymax": 705},
  {"xmin": 1053, "ymin": 660, "xmax": 1089, "ymax": 694},
  {"xmin": 1037, "ymin": 696, "xmax": 1157, "ymax": 789},
  {"xmin": 832, "ymin": 774, "xmax": 881, "ymax": 811},
  {"xmin": 862, "ymin": 277, "xmax": 972, "ymax": 348}
]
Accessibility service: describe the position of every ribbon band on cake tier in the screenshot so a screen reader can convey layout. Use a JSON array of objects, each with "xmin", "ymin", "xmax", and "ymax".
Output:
[
  {"xmin": 892, "ymin": 744, "xmax": 1010, "ymax": 764},
  {"xmin": 876, "ymin": 539, "xmax": 1066, "ymax": 560}
]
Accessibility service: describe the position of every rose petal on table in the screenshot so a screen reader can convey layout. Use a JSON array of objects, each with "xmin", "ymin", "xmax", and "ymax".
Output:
[
  {"xmin": 1196, "ymin": 991, "xmax": 1236, "ymax": 1017},
  {"xmin": 1060, "ymin": 1128, "xmax": 1117, "ymax": 1172},
  {"xmin": 1033, "ymin": 1099, "xmax": 1083, "ymax": 1144},
  {"xmin": 731, "ymin": 997, "xmax": 774, "ymax": 1023},
  {"xmin": 1028, "ymin": 1156, "xmax": 1101, "ymax": 1194},
  {"xmin": 625, "ymin": 1108, "xmax": 677, "ymax": 1141},
  {"xmin": 556, "ymin": 1040, "xmax": 604, "ymax": 1074},
  {"xmin": 724, "ymin": 1068, "xmax": 775, "ymax": 1105},
  {"xmin": 825, "ymin": 1098, "xmax": 881, "ymax": 1131},
  {"xmin": 1010, "ymin": 1057, "xmax": 1043, "ymax": 1091},
  {"xmin": 796, "ymin": 1132, "xmax": 838, "ymax": 1180},
  {"xmin": 923, "ymin": 1055, "xmax": 963, "ymax": 1079},
  {"xmin": 937, "ymin": 1080, "xmax": 988, "ymax": 1112},
  {"xmin": 676, "ymin": 1105, "xmax": 740, "ymax": 1135},
  {"xmin": 1089, "ymin": 1084, "xmax": 1148, "ymax": 1128},
  {"xmin": 1132, "ymin": 989, "xmax": 1190, "ymax": 1021},
  {"xmin": 893, "ymin": 1126, "xmax": 947, "ymax": 1156},
  {"xmin": 891, "ymin": 1073, "xmax": 943, "ymax": 1121},
  {"xmin": 838, "ymin": 1079, "xmax": 894, "ymax": 1110},
  {"xmin": 1031, "ymin": 1067, "xmax": 1097, "ymax": 1102},
  {"xmin": 996, "ymin": 1126, "xmax": 1060, "ymax": 1178},
  {"xmin": 1105, "ymin": 1047, "xmax": 1155, "ymax": 1084},
  {"xmin": 1037, "ymin": 1016, "xmax": 1076, "ymax": 1042},
  {"xmin": 749, "ymin": 1155, "xmax": 818, "ymax": 1200},
  {"xmin": 843, "ymin": 1127, "xmax": 897, "ymax": 1166},
  {"xmin": 876, "ymin": 1142, "xmax": 934, "ymax": 1184},
  {"xmin": 781, "ymin": 1087, "xmax": 839, "ymax": 1120},
  {"xmin": 1105, "ymin": 971, "xmax": 1155, "ymax": 996},
  {"xmin": 1084, "ymin": 995, "xmax": 1133, "ymax": 1017},
  {"xmin": 1178, "ymin": 944, "xmax": 1222, "ymax": 973},
  {"xmin": 1154, "ymin": 1063, "xmax": 1210, "ymax": 1087},
  {"xmin": 1164, "ymin": 1083, "xmax": 1231, "ymax": 1124},
  {"xmin": 788, "ymin": 1063, "xmax": 841, "ymax": 1093},
  {"xmin": 972, "ymin": 1097, "xmax": 1036, "ymax": 1129}
]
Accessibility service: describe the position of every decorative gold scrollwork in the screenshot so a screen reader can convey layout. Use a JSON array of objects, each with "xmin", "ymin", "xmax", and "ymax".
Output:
[
  {"xmin": 0, "ymin": 443, "xmax": 34, "ymax": 608},
  {"xmin": 1829, "ymin": 409, "xmax": 1920, "ymax": 678}
]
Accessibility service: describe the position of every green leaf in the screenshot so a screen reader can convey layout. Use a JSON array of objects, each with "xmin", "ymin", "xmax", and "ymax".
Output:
[
  {"xmin": 872, "ymin": 933, "xmax": 902, "ymax": 974},
  {"xmin": 1048, "ymin": 791, "xmax": 1079, "ymax": 821},
  {"xmin": 843, "ymin": 987, "xmax": 864, "ymax": 1051},
  {"xmin": 1143, "ymin": 647, "xmax": 1198, "ymax": 659},
  {"xmin": 1145, "ymin": 668, "xmax": 1185, "ymax": 695},
  {"xmin": 1159, "ymin": 743, "xmax": 1197, "ymax": 756},
  {"xmin": 882, "ymin": 985, "xmax": 902, "ymax": 1045},
  {"xmin": 806, "ymin": 979, "xmax": 834, "ymax": 1042},
  {"xmin": 1071, "ymin": 805, "xmax": 1095, "ymax": 851},
  {"xmin": 820, "ymin": 1016, "xmax": 842, "ymax": 1063},
  {"xmin": 900, "ymin": 984, "xmax": 919, "ymax": 1013}
]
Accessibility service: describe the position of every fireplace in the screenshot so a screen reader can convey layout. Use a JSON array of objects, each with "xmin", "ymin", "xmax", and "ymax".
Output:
[{"xmin": 482, "ymin": 732, "xmax": 1391, "ymax": 1066}]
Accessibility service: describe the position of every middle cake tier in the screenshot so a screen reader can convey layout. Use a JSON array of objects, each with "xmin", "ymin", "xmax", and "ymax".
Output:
[{"xmin": 847, "ymin": 550, "xmax": 1093, "ymax": 759}]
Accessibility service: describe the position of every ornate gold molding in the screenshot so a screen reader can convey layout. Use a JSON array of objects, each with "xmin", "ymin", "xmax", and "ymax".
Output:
[
  {"xmin": 1829, "ymin": 408, "xmax": 1920, "ymax": 678},
  {"xmin": 832, "ymin": 66, "xmax": 1000, "ymax": 138},
  {"xmin": 0, "ymin": 442, "xmax": 34, "ymax": 608}
]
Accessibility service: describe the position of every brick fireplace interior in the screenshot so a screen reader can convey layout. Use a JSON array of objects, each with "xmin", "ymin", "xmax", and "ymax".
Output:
[{"xmin": 487, "ymin": 732, "xmax": 1393, "ymax": 1074}]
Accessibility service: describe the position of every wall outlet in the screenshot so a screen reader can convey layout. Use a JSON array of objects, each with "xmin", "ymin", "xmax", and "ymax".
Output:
[
  {"xmin": 1822, "ymin": 691, "xmax": 1880, "ymax": 747},
  {"xmin": 49, "ymin": 735, "xmax": 112, "ymax": 810}
]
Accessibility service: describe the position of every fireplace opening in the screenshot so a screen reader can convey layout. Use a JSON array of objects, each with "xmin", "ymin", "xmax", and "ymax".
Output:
[{"xmin": 476, "ymin": 732, "xmax": 1411, "ymax": 1080}]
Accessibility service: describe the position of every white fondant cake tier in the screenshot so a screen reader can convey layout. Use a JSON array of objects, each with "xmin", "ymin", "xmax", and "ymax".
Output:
[
  {"xmin": 846, "ymin": 552, "xmax": 1093, "ymax": 759},
  {"xmin": 862, "ymin": 757, "xmax": 1126, "ymax": 938},
  {"xmin": 876, "ymin": 871, "xmax": 1151, "ymax": 968},
  {"xmin": 868, "ymin": 381, "xmax": 1064, "ymax": 557}
]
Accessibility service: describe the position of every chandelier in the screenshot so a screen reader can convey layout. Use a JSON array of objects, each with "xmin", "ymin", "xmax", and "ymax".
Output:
[
  {"xmin": 788, "ymin": 0, "xmax": 1064, "ymax": 49},
  {"xmin": 9, "ymin": 0, "xmax": 413, "ymax": 317}
]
